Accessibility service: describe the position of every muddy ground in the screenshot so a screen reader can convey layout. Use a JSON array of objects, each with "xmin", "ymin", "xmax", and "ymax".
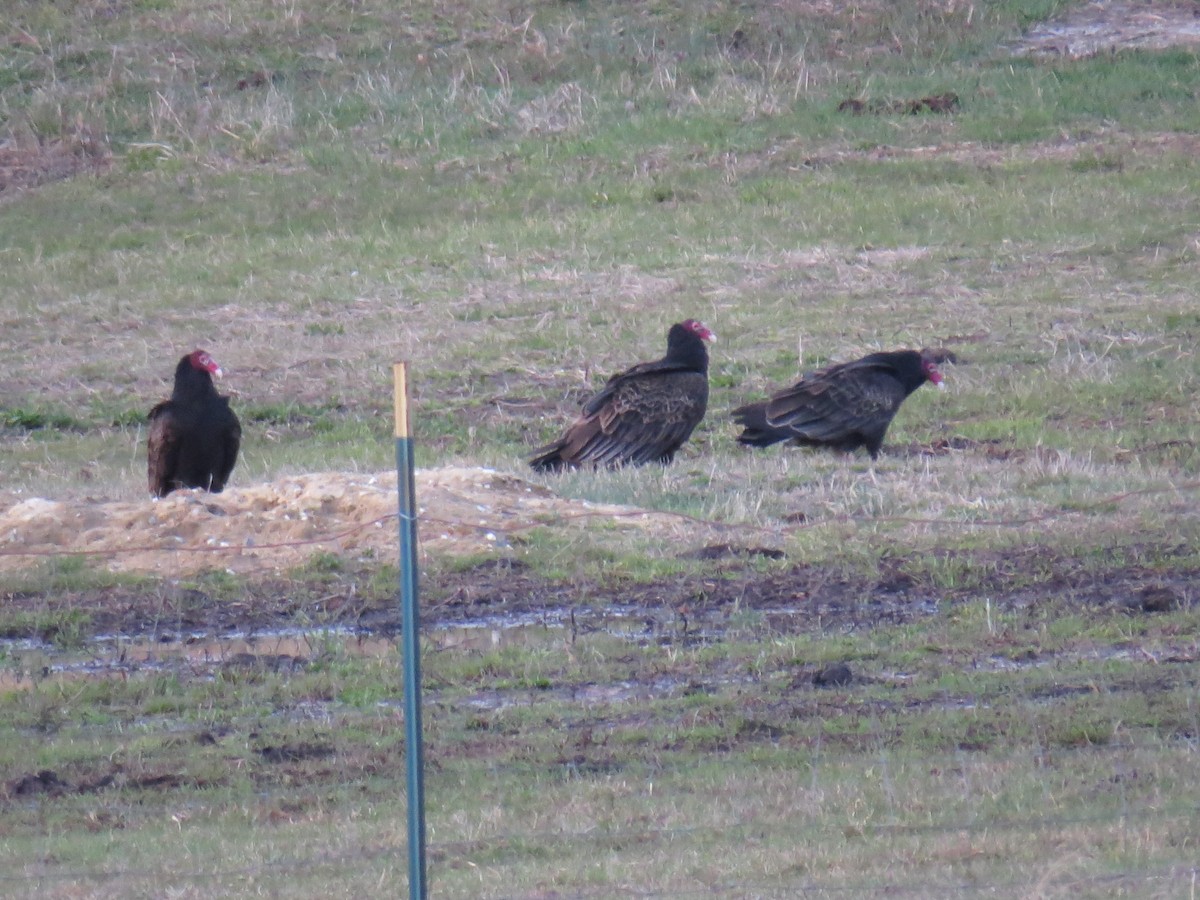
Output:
[
  {"xmin": 1, "ymin": 462, "xmax": 1196, "ymax": 674},
  {"xmin": 2, "ymin": 508, "xmax": 1194, "ymax": 657},
  {"xmin": 1, "ymin": 536, "xmax": 1197, "ymax": 754}
]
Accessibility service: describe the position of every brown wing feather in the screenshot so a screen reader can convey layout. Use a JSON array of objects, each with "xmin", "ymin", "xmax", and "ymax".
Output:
[
  {"xmin": 735, "ymin": 350, "xmax": 933, "ymax": 456},
  {"xmin": 532, "ymin": 370, "xmax": 707, "ymax": 469},
  {"xmin": 593, "ymin": 371, "xmax": 708, "ymax": 466},
  {"xmin": 147, "ymin": 402, "xmax": 180, "ymax": 497},
  {"xmin": 213, "ymin": 414, "xmax": 242, "ymax": 491},
  {"xmin": 766, "ymin": 368, "xmax": 905, "ymax": 441}
]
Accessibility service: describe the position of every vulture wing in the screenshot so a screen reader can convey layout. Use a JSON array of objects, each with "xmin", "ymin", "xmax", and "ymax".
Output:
[
  {"xmin": 764, "ymin": 361, "xmax": 907, "ymax": 451},
  {"xmin": 147, "ymin": 401, "xmax": 182, "ymax": 497},
  {"xmin": 531, "ymin": 319, "xmax": 713, "ymax": 471},
  {"xmin": 209, "ymin": 398, "xmax": 242, "ymax": 492},
  {"xmin": 734, "ymin": 349, "xmax": 942, "ymax": 458},
  {"xmin": 531, "ymin": 369, "xmax": 708, "ymax": 470}
]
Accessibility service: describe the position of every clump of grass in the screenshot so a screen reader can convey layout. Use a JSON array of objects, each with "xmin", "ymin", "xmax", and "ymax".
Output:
[
  {"xmin": 1, "ymin": 555, "xmax": 136, "ymax": 595},
  {"xmin": 0, "ymin": 607, "xmax": 92, "ymax": 648},
  {"xmin": 1, "ymin": 406, "xmax": 86, "ymax": 432}
]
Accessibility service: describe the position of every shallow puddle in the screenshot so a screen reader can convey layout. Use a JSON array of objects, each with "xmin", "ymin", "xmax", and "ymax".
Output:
[
  {"xmin": 0, "ymin": 590, "xmax": 942, "ymax": 693},
  {"xmin": 0, "ymin": 605, "xmax": 691, "ymax": 692}
]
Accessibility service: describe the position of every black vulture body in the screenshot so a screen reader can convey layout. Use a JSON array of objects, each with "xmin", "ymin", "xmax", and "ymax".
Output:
[
  {"xmin": 732, "ymin": 349, "xmax": 942, "ymax": 459},
  {"xmin": 530, "ymin": 319, "xmax": 716, "ymax": 471},
  {"xmin": 148, "ymin": 350, "xmax": 242, "ymax": 497}
]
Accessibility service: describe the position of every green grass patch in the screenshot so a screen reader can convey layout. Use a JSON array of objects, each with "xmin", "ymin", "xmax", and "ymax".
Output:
[{"xmin": 2, "ymin": 0, "xmax": 1200, "ymax": 893}]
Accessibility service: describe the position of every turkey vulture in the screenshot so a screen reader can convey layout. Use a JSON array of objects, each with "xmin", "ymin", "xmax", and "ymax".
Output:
[
  {"xmin": 147, "ymin": 350, "xmax": 242, "ymax": 497},
  {"xmin": 530, "ymin": 319, "xmax": 717, "ymax": 471},
  {"xmin": 732, "ymin": 348, "xmax": 943, "ymax": 458}
]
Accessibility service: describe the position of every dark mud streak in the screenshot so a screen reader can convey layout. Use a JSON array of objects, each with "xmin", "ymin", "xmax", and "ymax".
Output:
[
  {"xmin": 2, "ymin": 549, "xmax": 1196, "ymax": 645},
  {"xmin": 5, "ymin": 742, "xmax": 340, "ymax": 804},
  {"xmin": 4, "ymin": 767, "xmax": 208, "ymax": 800}
]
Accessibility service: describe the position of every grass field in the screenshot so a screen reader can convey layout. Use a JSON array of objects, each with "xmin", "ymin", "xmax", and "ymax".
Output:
[{"xmin": 2, "ymin": 1, "xmax": 1199, "ymax": 896}]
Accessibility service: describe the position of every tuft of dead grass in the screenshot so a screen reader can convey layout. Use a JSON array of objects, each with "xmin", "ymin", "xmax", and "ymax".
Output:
[{"xmin": 0, "ymin": 122, "xmax": 109, "ymax": 196}]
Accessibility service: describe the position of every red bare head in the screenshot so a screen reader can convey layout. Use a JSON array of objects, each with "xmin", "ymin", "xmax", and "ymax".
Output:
[
  {"xmin": 189, "ymin": 349, "xmax": 223, "ymax": 378},
  {"xmin": 680, "ymin": 319, "xmax": 717, "ymax": 343},
  {"xmin": 920, "ymin": 351, "xmax": 943, "ymax": 387}
]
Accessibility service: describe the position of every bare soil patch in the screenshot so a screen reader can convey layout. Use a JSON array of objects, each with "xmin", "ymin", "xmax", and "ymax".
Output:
[
  {"xmin": 1011, "ymin": 0, "xmax": 1200, "ymax": 58},
  {"xmin": 2, "ymin": 465, "xmax": 1196, "ymax": 650},
  {"xmin": 797, "ymin": 130, "xmax": 1200, "ymax": 171}
]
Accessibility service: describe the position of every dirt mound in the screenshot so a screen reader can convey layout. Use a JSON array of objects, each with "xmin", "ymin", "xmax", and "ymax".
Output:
[{"xmin": 0, "ymin": 467, "xmax": 688, "ymax": 578}]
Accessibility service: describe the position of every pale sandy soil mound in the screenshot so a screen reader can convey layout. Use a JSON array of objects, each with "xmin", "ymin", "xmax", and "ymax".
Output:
[
  {"xmin": 0, "ymin": 468, "xmax": 688, "ymax": 578},
  {"xmin": 1012, "ymin": 0, "xmax": 1200, "ymax": 57}
]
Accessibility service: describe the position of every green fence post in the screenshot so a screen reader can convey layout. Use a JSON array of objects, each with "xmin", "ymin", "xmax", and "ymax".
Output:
[{"xmin": 393, "ymin": 362, "xmax": 427, "ymax": 899}]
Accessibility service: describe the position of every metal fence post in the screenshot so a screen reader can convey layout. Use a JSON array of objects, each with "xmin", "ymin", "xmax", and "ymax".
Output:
[{"xmin": 393, "ymin": 361, "xmax": 427, "ymax": 899}]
